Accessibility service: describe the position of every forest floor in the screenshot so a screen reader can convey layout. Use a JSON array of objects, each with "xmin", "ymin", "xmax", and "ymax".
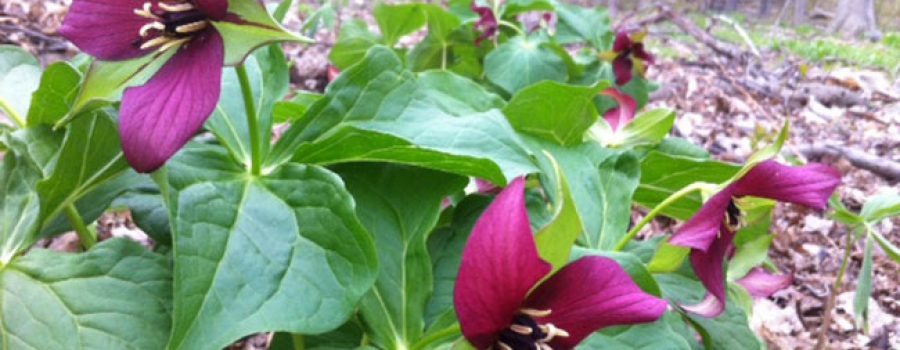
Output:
[{"xmin": 1, "ymin": 0, "xmax": 897, "ymax": 349}]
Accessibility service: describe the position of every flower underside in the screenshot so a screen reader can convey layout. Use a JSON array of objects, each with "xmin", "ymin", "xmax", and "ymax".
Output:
[
  {"xmin": 132, "ymin": 1, "xmax": 210, "ymax": 52},
  {"xmin": 495, "ymin": 308, "xmax": 569, "ymax": 350},
  {"xmin": 724, "ymin": 200, "xmax": 743, "ymax": 233}
]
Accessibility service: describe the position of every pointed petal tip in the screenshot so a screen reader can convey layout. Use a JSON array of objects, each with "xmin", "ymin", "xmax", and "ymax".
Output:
[
  {"xmin": 681, "ymin": 293, "xmax": 725, "ymax": 318},
  {"xmin": 735, "ymin": 161, "xmax": 841, "ymax": 211}
]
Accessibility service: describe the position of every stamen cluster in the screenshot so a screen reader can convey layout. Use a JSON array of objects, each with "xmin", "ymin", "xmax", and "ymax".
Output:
[
  {"xmin": 494, "ymin": 308, "xmax": 569, "ymax": 350},
  {"xmin": 133, "ymin": 0, "xmax": 210, "ymax": 52}
]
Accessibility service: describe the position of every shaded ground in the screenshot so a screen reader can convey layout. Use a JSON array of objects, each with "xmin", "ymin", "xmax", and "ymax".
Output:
[{"xmin": 2, "ymin": 0, "xmax": 897, "ymax": 349}]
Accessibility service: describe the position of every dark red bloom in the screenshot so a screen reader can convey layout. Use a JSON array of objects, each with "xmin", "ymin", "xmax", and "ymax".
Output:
[
  {"xmin": 471, "ymin": 2, "xmax": 498, "ymax": 46},
  {"xmin": 599, "ymin": 88, "xmax": 637, "ymax": 132},
  {"xmin": 609, "ymin": 31, "xmax": 654, "ymax": 86},
  {"xmin": 670, "ymin": 161, "xmax": 840, "ymax": 317},
  {"xmin": 454, "ymin": 178, "xmax": 667, "ymax": 350},
  {"xmin": 59, "ymin": 0, "xmax": 229, "ymax": 172}
]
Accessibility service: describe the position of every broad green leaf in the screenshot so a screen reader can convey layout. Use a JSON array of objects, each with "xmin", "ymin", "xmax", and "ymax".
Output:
[
  {"xmin": 426, "ymin": 195, "xmax": 491, "ymax": 327},
  {"xmin": 212, "ymin": 0, "xmax": 312, "ymax": 65},
  {"xmin": 26, "ymin": 62, "xmax": 82, "ymax": 126},
  {"xmin": 580, "ymin": 315, "xmax": 692, "ymax": 350},
  {"xmin": 829, "ymin": 195, "xmax": 864, "ymax": 229},
  {"xmin": 374, "ymin": 3, "xmax": 428, "ymax": 46},
  {"xmin": 656, "ymin": 273, "xmax": 761, "ymax": 350},
  {"xmin": 853, "ymin": 238, "xmax": 874, "ymax": 332},
  {"xmin": 647, "ymin": 239, "xmax": 690, "ymax": 273},
  {"xmin": 502, "ymin": 0, "xmax": 555, "ymax": 16},
  {"xmin": 111, "ymin": 181, "xmax": 171, "ymax": 245},
  {"xmin": 571, "ymin": 248, "xmax": 661, "ymax": 297},
  {"xmin": 727, "ymin": 281, "xmax": 754, "ymax": 315},
  {"xmin": 555, "ymin": 4, "xmax": 611, "ymax": 48},
  {"xmin": 0, "ymin": 126, "xmax": 62, "ymax": 264},
  {"xmin": 339, "ymin": 164, "xmax": 466, "ymax": 349},
  {"xmin": 299, "ymin": 3, "xmax": 337, "ymax": 37},
  {"xmin": 0, "ymin": 239, "xmax": 171, "ymax": 349},
  {"xmin": 330, "ymin": 20, "xmax": 381, "ymax": 70},
  {"xmin": 36, "ymin": 110, "xmax": 129, "ymax": 235},
  {"xmin": 614, "ymin": 108, "xmax": 676, "ymax": 148},
  {"xmin": 206, "ymin": 45, "xmax": 289, "ymax": 165},
  {"xmin": 634, "ymin": 151, "xmax": 739, "ymax": 220},
  {"xmin": 272, "ymin": 319, "xmax": 368, "ymax": 350},
  {"xmin": 726, "ymin": 234, "xmax": 773, "ymax": 280},
  {"xmin": 422, "ymin": 4, "xmax": 463, "ymax": 40},
  {"xmin": 860, "ymin": 190, "xmax": 900, "ymax": 224},
  {"xmin": 277, "ymin": 47, "xmax": 536, "ymax": 184},
  {"xmin": 655, "ymin": 137, "xmax": 710, "ymax": 159},
  {"xmin": 273, "ymin": 92, "xmax": 323, "ymax": 123},
  {"xmin": 534, "ymin": 156, "xmax": 582, "ymax": 271},
  {"xmin": 870, "ymin": 230, "xmax": 900, "ymax": 263},
  {"xmin": 165, "ymin": 144, "xmax": 377, "ymax": 350},
  {"xmin": 503, "ymin": 81, "xmax": 606, "ymax": 146},
  {"xmin": 407, "ymin": 5, "xmax": 464, "ymax": 72},
  {"xmin": 273, "ymin": 0, "xmax": 293, "ymax": 23},
  {"xmin": 0, "ymin": 45, "xmax": 41, "ymax": 125},
  {"xmin": 484, "ymin": 37, "xmax": 568, "ymax": 95},
  {"xmin": 527, "ymin": 138, "xmax": 639, "ymax": 250}
]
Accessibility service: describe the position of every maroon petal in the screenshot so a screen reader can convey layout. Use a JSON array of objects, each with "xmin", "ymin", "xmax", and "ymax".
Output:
[
  {"xmin": 454, "ymin": 178, "xmax": 552, "ymax": 349},
  {"xmin": 522, "ymin": 256, "xmax": 667, "ymax": 349},
  {"xmin": 58, "ymin": 0, "xmax": 153, "ymax": 60},
  {"xmin": 612, "ymin": 31, "xmax": 632, "ymax": 53},
  {"xmin": 632, "ymin": 43, "xmax": 655, "ymax": 64},
  {"xmin": 119, "ymin": 30, "xmax": 224, "ymax": 173},
  {"xmin": 612, "ymin": 55, "xmax": 633, "ymax": 86},
  {"xmin": 193, "ymin": 0, "xmax": 228, "ymax": 20},
  {"xmin": 682, "ymin": 227, "xmax": 735, "ymax": 318},
  {"xmin": 599, "ymin": 88, "xmax": 637, "ymax": 131},
  {"xmin": 737, "ymin": 267, "xmax": 792, "ymax": 298},
  {"xmin": 733, "ymin": 161, "xmax": 841, "ymax": 210},
  {"xmin": 670, "ymin": 187, "xmax": 737, "ymax": 251}
]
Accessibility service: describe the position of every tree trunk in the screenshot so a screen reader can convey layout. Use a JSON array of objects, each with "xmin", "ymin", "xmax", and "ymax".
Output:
[
  {"xmin": 828, "ymin": 0, "xmax": 882, "ymax": 40},
  {"xmin": 759, "ymin": 0, "xmax": 771, "ymax": 17},
  {"xmin": 793, "ymin": 0, "xmax": 807, "ymax": 24}
]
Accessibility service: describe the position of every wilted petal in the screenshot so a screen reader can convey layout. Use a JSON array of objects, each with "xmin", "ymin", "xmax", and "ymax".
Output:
[
  {"xmin": 682, "ymin": 228, "xmax": 735, "ymax": 318},
  {"xmin": 612, "ymin": 31, "xmax": 632, "ymax": 52},
  {"xmin": 194, "ymin": 0, "xmax": 228, "ymax": 20},
  {"xmin": 734, "ymin": 161, "xmax": 841, "ymax": 210},
  {"xmin": 119, "ymin": 30, "xmax": 224, "ymax": 173},
  {"xmin": 737, "ymin": 267, "xmax": 792, "ymax": 298},
  {"xmin": 58, "ymin": 0, "xmax": 152, "ymax": 60},
  {"xmin": 670, "ymin": 187, "xmax": 737, "ymax": 251},
  {"xmin": 612, "ymin": 55, "xmax": 633, "ymax": 86},
  {"xmin": 600, "ymin": 88, "xmax": 637, "ymax": 131},
  {"xmin": 523, "ymin": 256, "xmax": 667, "ymax": 349},
  {"xmin": 454, "ymin": 178, "xmax": 552, "ymax": 349}
]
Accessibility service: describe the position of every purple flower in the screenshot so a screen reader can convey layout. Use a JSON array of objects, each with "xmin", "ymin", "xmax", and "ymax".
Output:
[
  {"xmin": 599, "ymin": 88, "xmax": 637, "ymax": 132},
  {"xmin": 471, "ymin": 2, "xmax": 498, "ymax": 46},
  {"xmin": 610, "ymin": 31, "xmax": 654, "ymax": 86},
  {"xmin": 454, "ymin": 178, "xmax": 667, "ymax": 350},
  {"xmin": 59, "ymin": 0, "xmax": 232, "ymax": 172},
  {"xmin": 670, "ymin": 161, "xmax": 840, "ymax": 317},
  {"xmin": 684, "ymin": 268, "xmax": 793, "ymax": 316}
]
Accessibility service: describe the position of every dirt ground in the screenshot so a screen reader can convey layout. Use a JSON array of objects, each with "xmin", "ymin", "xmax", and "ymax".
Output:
[{"xmin": 2, "ymin": 0, "xmax": 897, "ymax": 349}]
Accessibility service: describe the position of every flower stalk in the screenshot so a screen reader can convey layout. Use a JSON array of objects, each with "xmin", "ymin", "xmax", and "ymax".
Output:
[
  {"xmin": 613, "ymin": 182, "xmax": 706, "ymax": 251},
  {"xmin": 410, "ymin": 324, "xmax": 461, "ymax": 350},
  {"xmin": 235, "ymin": 64, "xmax": 262, "ymax": 176},
  {"xmin": 0, "ymin": 98, "xmax": 25, "ymax": 127},
  {"xmin": 64, "ymin": 204, "xmax": 95, "ymax": 249},
  {"xmin": 814, "ymin": 231, "xmax": 855, "ymax": 350}
]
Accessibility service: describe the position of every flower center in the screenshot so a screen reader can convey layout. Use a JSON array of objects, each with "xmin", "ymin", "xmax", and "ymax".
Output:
[
  {"xmin": 493, "ymin": 308, "xmax": 569, "ymax": 350},
  {"xmin": 132, "ymin": 0, "xmax": 210, "ymax": 52},
  {"xmin": 724, "ymin": 200, "xmax": 743, "ymax": 232}
]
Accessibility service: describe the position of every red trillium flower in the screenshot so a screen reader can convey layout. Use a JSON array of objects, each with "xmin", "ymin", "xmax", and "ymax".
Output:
[
  {"xmin": 607, "ymin": 31, "xmax": 654, "ymax": 86},
  {"xmin": 471, "ymin": 2, "xmax": 498, "ymax": 46},
  {"xmin": 59, "ymin": 0, "xmax": 230, "ymax": 172},
  {"xmin": 454, "ymin": 178, "xmax": 667, "ymax": 350},
  {"xmin": 599, "ymin": 88, "xmax": 637, "ymax": 132},
  {"xmin": 669, "ymin": 161, "xmax": 840, "ymax": 317}
]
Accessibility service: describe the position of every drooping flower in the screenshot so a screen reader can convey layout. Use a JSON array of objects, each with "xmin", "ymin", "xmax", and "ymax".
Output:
[
  {"xmin": 605, "ymin": 31, "xmax": 654, "ymax": 86},
  {"xmin": 454, "ymin": 178, "xmax": 667, "ymax": 350},
  {"xmin": 684, "ymin": 267, "xmax": 793, "ymax": 316},
  {"xmin": 599, "ymin": 88, "xmax": 637, "ymax": 132},
  {"xmin": 471, "ymin": 1, "xmax": 498, "ymax": 46},
  {"xmin": 59, "ymin": 0, "xmax": 231, "ymax": 172},
  {"xmin": 670, "ymin": 161, "xmax": 840, "ymax": 317}
]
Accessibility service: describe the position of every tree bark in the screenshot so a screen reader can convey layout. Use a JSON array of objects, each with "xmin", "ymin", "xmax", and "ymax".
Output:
[
  {"xmin": 828, "ymin": 0, "xmax": 882, "ymax": 40},
  {"xmin": 759, "ymin": 0, "xmax": 771, "ymax": 17},
  {"xmin": 793, "ymin": 0, "xmax": 807, "ymax": 24}
]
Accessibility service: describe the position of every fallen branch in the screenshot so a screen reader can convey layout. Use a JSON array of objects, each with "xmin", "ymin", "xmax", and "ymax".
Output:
[
  {"xmin": 657, "ymin": 6, "xmax": 746, "ymax": 60},
  {"xmin": 796, "ymin": 143, "xmax": 900, "ymax": 181}
]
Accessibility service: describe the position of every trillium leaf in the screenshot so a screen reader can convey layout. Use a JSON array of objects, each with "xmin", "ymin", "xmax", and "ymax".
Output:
[
  {"xmin": 613, "ymin": 108, "xmax": 676, "ymax": 148},
  {"xmin": 111, "ymin": 180, "xmax": 171, "ymax": 245},
  {"xmin": 503, "ymin": 81, "xmax": 606, "ymax": 146},
  {"xmin": 634, "ymin": 151, "xmax": 739, "ymax": 220},
  {"xmin": 647, "ymin": 238, "xmax": 691, "ymax": 273},
  {"xmin": 0, "ymin": 239, "xmax": 172, "ymax": 349},
  {"xmin": 484, "ymin": 37, "xmax": 568, "ymax": 95},
  {"xmin": 329, "ymin": 20, "xmax": 381, "ymax": 70},
  {"xmin": 165, "ymin": 144, "xmax": 377, "ymax": 350},
  {"xmin": 273, "ymin": 92, "xmax": 323, "ymax": 123},
  {"xmin": 732, "ymin": 121, "xmax": 789, "ymax": 181},
  {"xmin": 555, "ymin": 3, "xmax": 611, "ymax": 48},
  {"xmin": 859, "ymin": 190, "xmax": 900, "ymax": 224},
  {"xmin": 534, "ymin": 154, "xmax": 583, "ymax": 271},
  {"xmin": 374, "ymin": 3, "xmax": 428, "ymax": 46},
  {"xmin": 26, "ymin": 62, "xmax": 82, "ymax": 126},
  {"xmin": 580, "ymin": 315, "xmax": 693, "ymax": 350},
  {"xmin": 0, "ymin": 45, "xmax": 41, "ymax": 125},
  {"xmin": 870, "ymin": 230, "xmax": 900, "ymax": 263},
  {"xmin": 214, "ymin": 0, "xmax": 312, "ymax": 66},
  {"xmin": 337, "ymin": 164, "xmax": 466, "ymax": 349},
  {"xmin": 853, "ymin": 238, "xmax": 874, "ymax": 331},
  {"xmin": 502, "ymin": 0, "xmax": 556, "ymax": 17}
]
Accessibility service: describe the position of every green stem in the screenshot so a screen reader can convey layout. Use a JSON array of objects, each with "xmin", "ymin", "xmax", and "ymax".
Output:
[
  {"xmin": 235, "ymin": 64, "xmax": 262, "ymax": 176},
  {"xmin": 410, "ymin": 324, "xmax": 461, "ymax": 350},
  {"xmin": 291, "ymin": 334, "xmax": 304, "ymax": 350},
  {"xmin": 498, "ymin": 20, "xmax": 525, "ymax": 36},
  {"xmin": 64, "ymin": 204, "xmax": 95, "ymax": 249},
  {"xmin": 815, "ymin": 231, "xmax": 855, "ymax": 350},
  {"xmin": 0, "ymin": 98, "xmax": 25, "ymax": 127},
  {"xmin": 613, "ymin": 183, "xmax": 704, "ymax": 251}
]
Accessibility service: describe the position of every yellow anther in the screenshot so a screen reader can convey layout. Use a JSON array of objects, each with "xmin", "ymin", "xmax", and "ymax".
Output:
[
  {"xmin": 519, "ymin": 308, "xmax": 552, "ymax": 318},
  {"xmin": 157, "ymin": 37, "xmax": 190, "ymax": 52},
  {"xmin": 175, "ymin": 21, "xmax": 208, "ymax": 34},
  {"xmin": 540, "ymin": 323, "xmax": 570, "ymax": 342},
  {"xmin": 134, "ymin": 2, "xmax": 159, "ymax": 19},
  {"xmin": 496, "ymin": 342, "xmax": 513, "ymax": 350},
  {"xmin": 139, "ymin": 22, "xmax": 165, "ymax": 37},
  {"xmin": 510, "ymin": 324, "xmax": 533, "ymax": 335},
  {"xmin": 139, "ymin": 36, "xmax": 172, "ymax": 50},
  {"xmin": 159, "ymin": 1, "xmax": 194, "ymax": 12}
]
